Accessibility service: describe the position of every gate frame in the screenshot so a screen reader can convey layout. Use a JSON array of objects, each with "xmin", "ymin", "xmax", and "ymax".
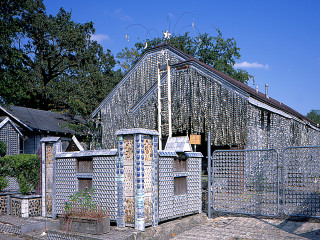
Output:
[
  {"xmin": 282, "ymin": 145, "xmax": 320, "ymax": 218},
  {"xmin": 209, "ymin": 148, "xmax": 280, "ymax": 218}
]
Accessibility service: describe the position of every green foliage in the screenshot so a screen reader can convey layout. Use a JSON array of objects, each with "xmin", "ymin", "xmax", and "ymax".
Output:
[
  {"xmin": 0, "ymin": 0, "xmax": 121, "ymax": 117},
  {"xmin": 64, "ymin": 189, "xmax": 96, "ymax": 214},
  {"xmin": 306, "ymin": 110, "xmax": 320, "ymax": 125},
  {"xmin": 17, "ymin": 174, "xmax": 31, "ymax": 195},
  {"xmin": 2, "ymin": 154, "xmax": 40, "ymax": 194},
  {"xmin": 64, "ymin": 188, "xmax": 108, "ymax": 220},
  {"xmin": 117, "ymin": 30, "xmax": 253, "ymax": 84},
  {"xmin": 0, "ymin": 150, "xmax": 9, "ymax": 191},
  {"xmin": 0, "ymin": 176, "xmax": 8, "ymax": 192},
  {"xmin": 0, "ymin": 141, "xmax": 6, "ymax": 157}
]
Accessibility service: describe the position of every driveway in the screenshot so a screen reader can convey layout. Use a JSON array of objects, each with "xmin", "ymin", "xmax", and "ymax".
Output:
[{"xmin": 173, "ymin": 216, "xmax": 320, "ymax": 240}]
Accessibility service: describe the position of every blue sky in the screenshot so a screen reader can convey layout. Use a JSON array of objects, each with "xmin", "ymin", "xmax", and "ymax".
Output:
[{"xmin": 44, "ymin": 0, "xmax": 320, "ymax": 115}]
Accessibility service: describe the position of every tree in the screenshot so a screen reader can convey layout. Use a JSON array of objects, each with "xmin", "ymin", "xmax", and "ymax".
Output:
[
  {"xmin": 307, "ymin": 110, "xmax": 320, "ymax": 125},
  {"xmin": 117, "ymin": 30, "xmax": 253, "ymax": 84},
  {"xmin": 0, "ymin": 0, "xmax": 121, "ymax": 117}
]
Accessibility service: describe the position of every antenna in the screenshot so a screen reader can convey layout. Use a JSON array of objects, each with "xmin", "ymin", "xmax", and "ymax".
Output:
[
  {"xmin": 125, "ymin": 24, "xmax": 156, "ymax": 48},
  {"xmin": 124, "ymin": 12, "xmax": 199, "ymax": 48},
  {"xmin": 172, "ymin": 12, "xmax": 195, "ymax": 35}
]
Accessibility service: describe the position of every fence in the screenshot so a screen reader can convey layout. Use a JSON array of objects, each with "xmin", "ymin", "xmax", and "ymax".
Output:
[
  {"xmin": 208, "ymin": 146, "xmax": 320, "ymax": 218},
  {"xmin": 212, "ymin": 149, "xmax": 279, "ymax": 217},
  {"xmin": 283, "ymin": 146, "xmax": 320, "ymax": 218}
]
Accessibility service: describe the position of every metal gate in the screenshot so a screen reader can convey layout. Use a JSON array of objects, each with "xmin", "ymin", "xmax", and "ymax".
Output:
[
  {"xmin": 210, "ymin": 149, "xmax": 279, "ymax": 217},
  {"xmin": 283, "ymin": 146, "xmax": 320, "ymax": 218},
  {"xmin": 207, "ymin": 144, "xmax": 320, "ymax": 218}
]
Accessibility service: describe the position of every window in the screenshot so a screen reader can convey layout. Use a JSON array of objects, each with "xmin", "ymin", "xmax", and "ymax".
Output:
[
  {"xmin": 260, "ymin": 110, "xmax": 265, "ymax": 129},
  {"xmin": 174, "ymin": 177, "xmax": 187, "ymax": 195},
  {"xmin": 173, "ymin": 153, "xmax": 187, "ymax": 172},
  {"xmin": 260, "ymin": 110, "xmax": 271, "ymax": 131},
  {"xmin": 78, "ymin": 178, "xmax": 92, "ymax": 192},
  {"xmin": 76, "ymin": 157, "xmax": 93, "ymax": 192},
  {"xmin": 76, "ymin": 157, "xmax": 93, "ymax": 173},
  {"xmin": 266, "ymin": 112, "xmax": 271, "ymax": 131}
]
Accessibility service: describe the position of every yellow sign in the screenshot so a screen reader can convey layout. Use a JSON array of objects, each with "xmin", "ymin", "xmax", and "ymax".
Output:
[{"xmin": 190, "ymin": 135, "xmax": 201, "ymax": 145}]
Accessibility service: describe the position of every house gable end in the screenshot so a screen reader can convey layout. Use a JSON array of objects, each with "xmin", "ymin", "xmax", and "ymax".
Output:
[
  {"xmin": 0, "ymin": 117, "xmax": 23, "ymax": 136},
  {"xmin": 90, "ymin": 46, "xmax": 188, "ymax": 119}
]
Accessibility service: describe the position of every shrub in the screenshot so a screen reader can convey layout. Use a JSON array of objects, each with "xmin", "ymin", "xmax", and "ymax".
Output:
[
  {"xmin": 0, "ymin": 176, "xmax": 8, "ymax": 192},
  {"xmin": 0, "ymin": 153, "xmax": 9, "ymax": 191},
  {"xmin": 2, "ymin": 154, "xmax": 40, "ymax": 195},
  {"xmin": 17, "ymin": 174, "xmax": 32, "ymax": 195},
  {"xmin": 0, "ymin": 141, "xmax": 6, "ymax": 157},
  {"xmin": 63, "ymin": 188, "xmax": 108, "ymax": 220}
]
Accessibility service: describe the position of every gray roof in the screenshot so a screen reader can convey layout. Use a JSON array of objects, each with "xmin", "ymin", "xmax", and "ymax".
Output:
[
  {"xmin": 115, "ymin": 128, "xmax": 159, "ymax": 136},
  {"xmin": 56, "ymin": 149, "xmax": 117, "ymax": 158},
  {"xmin": 40, "ymin": 137, "xmax": 61, "ymax": 143},
  {"xmin": 0, "ymin": 105, "xmax": 84, "ymax": 135}
]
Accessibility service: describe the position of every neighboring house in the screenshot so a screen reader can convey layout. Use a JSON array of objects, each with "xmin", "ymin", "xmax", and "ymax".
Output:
[
  {"xmin": 90, "ymin": 43, "xmax": 320, "ymax": 161},
  {"xmin": 0, "ymin": 105, "xmax": 84, "ymax": 155},
  {"xmin": 0, "ymin": 116, "xmax": 23, "ymax": 155}
]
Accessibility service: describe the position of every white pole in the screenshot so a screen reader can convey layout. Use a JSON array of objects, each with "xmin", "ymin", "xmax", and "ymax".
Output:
[
  {"xmin": 208, "ymin": 132, "xmax": 212, "ymax": 218},
  {"xmin": 157, "ymin": 63, "xmax": 162, "ymax": 150},
  {"xmin": 167, "ymin": 60, "xmax": 172, "ymax": 138}
]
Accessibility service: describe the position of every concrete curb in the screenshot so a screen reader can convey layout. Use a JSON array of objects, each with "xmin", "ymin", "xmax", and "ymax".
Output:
[{"xmin": 30, "ymin": 213, "xmax": 207, "ymax": 240}]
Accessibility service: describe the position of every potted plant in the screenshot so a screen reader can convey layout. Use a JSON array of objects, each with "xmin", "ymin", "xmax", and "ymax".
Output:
[{"xmin": 60, "ymin": 189, "xmax": 110, "ymax": 234}]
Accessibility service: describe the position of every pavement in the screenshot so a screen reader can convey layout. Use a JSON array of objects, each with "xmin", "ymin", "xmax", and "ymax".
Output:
[
  {"xmin": 0, "ymin": 232, "xmax": 25, "ymax": 240},
  {"xmin": 173, "ymin": 216, "xmax": 320, "ymax": 240},
  {"xmin": 0, "ymin": 214, "xmax": 320, "ymax": 239}
]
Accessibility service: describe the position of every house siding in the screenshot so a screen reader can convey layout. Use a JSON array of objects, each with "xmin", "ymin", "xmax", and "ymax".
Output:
[
  {"xmin": 99, "ymin": 49, "xmax": 248, "ymax": 149},
  {"xmin": 97, "ymin": 48, "xmax": 320, "ymax": 150},
  {"xmin": 0, "ymin": 121, "xmax": 19, "ymax": 155},
  {"xmin": 246, "ymin": 104, "xmax": 320, "ymax": 150}
]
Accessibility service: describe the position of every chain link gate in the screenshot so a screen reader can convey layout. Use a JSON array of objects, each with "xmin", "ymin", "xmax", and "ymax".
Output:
[
  {"xmin": 210, "ymin": 149, "xmax": 280, "ymax": 217},
  {"xmin": 283, "ymin": 146, "xmax": 320, "ymax": 218}
]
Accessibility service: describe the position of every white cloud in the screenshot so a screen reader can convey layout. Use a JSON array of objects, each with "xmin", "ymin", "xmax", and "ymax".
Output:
[
  {"xmin": 234, "ymin": 61, "xmax": 269, "ymax": 70},
  {"xmin": 105, "ymin": 9, "xmax": 132, "ymax": 21},
  {"xmin": 91, "ymin": 34, "xmax": 110, "ymax": 43}
]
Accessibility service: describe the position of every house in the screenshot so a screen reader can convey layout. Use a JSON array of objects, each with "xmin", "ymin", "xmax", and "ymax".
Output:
[
  {"xmin": 90, "ymin": 43, "xmax": 320, "ymax": 170},
  {"xmin": 0, "ymin": 116, "xmax": 23, "ymax": 155},
  {"xmin": 0, "ymin": 105, "xmax": 84, "ymax": 155}
]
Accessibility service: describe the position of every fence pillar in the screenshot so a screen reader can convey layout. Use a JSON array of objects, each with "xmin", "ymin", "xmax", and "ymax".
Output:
[
  {"xmin": 40, "ymin": 137, "xmax": 61, "ymax": 218},
  {"xmin": 115, "ymin": 128, "xmax": 159, "ymax": 231}
]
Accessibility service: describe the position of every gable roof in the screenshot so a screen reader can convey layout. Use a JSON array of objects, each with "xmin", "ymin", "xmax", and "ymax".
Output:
[
  {"xmin": 0, "ymin": 105, "xmax": 84, "ymax": 135},
  {"xmin": 0, "ymin": 117, "xmax": 23, "ymax": 136},
  {"xmin": 170, "ymin": 57, "xmax": 319, "ymax": 128},
  {"xmin": 91, "ymin": 43, "xmax": 319, "ymax": 129}
]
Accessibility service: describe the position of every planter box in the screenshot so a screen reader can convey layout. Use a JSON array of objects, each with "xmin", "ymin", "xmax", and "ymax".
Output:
[
  {"xmin": 60, "ymin": 216, "xmax": 110, "ymax": 234},
  {"xmin": 0, "ymin": 192, "xmax": 20, "ymax": 215},
  {"xmin": 11, "ymin": 194, "xmax": 42, "ymax": 218},
  {"xmin": 0, "ymin": 194, "xmax": 7, "ymax": 215}
]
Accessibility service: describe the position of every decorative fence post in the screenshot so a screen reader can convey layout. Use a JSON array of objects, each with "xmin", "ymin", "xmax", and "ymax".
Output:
[
  {"xmin": 115, "ymin": 128, "xmax": 159, "ymax": 231},
  {"xmin": 40, "ymin": 137, "xmax": 61, "ymax": 218},
  {"xmin": 207, "ymin": 132, "xmax": 212, "ymax": 218}
]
